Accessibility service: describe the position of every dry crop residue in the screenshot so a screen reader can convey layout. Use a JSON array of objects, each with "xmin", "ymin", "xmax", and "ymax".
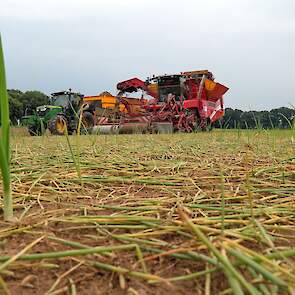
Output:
[{"xmin": 0, "ymin": 129, "xmax": 294, "ymax": 294}]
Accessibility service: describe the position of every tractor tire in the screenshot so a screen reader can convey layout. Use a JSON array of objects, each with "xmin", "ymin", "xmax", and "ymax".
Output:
[
  {"xmin": 27, "ymin": 122, "xmax": 46, "ymax": 136},
  {"xmin": 48, "ymin": 115, "xmax": 68, "ymax": 135},
  {"xmin": 28, "ymin": 125, "xmax": 40, "ymax": 136},
  {"xmin": 80, "ymin": 111, "xmax": 94, "ymax": 134}
]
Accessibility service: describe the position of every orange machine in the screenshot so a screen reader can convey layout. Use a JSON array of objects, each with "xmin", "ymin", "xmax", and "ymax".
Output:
[{"xmin": 83, "ymin": 91, "xmax": 145, "ymax": 115}]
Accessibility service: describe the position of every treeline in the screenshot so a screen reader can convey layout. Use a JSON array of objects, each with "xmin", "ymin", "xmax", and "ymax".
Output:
[
  {"xmin": 216, "ymin": 107, "xmax": 295, "ymax": 129},
  {"xmin": 3, "ymin": 89, "xmax": 295, "ymax": 128},
  {"xmin": 7, "ymin": 89, "xmax": 49, "ymax": 124}
]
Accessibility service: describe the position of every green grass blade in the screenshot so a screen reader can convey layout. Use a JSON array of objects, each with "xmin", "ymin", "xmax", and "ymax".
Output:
[
  {"xmin": 178, "ymin": 207, "xmax": 258, "ymax": 295},
  {"xmin": 0, "ymin": 34, "xmax": 13, "ymax": 221},
  {"xmin": 0, "ymin": 144, "xmax": 11, "ymax": 220},
  {"xmin": 227, "ymin": 248, "xmax": 287, "ymax": 287},
  {"xmin": 0, "ymin": 36, "xmax": 9, "ymax": 159}
]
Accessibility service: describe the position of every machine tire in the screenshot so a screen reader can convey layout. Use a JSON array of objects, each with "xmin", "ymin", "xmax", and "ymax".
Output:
[
  {"xmin": 27, "ymin": 122, "xmax": 46, "ymax": 136},
  {"xmin": 48, "ymin": 115, "xmax": 68, "ymax": 135},
  {"xmin": 201, "ymin": 119, "xmax": 213, "ymax": 132},
  {"xmin": 206, "ymin": 124, "xmax": 213, "ymax": 131},
  {"xmin": 80, "ymin": 111, "xmax": 94, "ymax": 134},
  {"xmin": 28, "ymin": 125, "xmax": 40, "ymax": 136}
]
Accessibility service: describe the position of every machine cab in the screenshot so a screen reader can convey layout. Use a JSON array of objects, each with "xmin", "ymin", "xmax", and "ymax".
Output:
[
  {"xmin": 50, "ymin": 91, "xmax": 83, "ymax": 111},
  {"xmin": 147, "ymin": 75, "xmax": 182, "ymax": 103}
]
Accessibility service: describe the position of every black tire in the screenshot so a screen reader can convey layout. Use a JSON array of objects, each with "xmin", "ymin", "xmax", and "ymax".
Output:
[
  {"xmin": 28, "ymin": 125, "xmax": 39, "ymax": 136},
  {"xmin": 80, "ymin": 111, "xmax": 94, "ymax": 134},
  {"xmin": 201, "ymin": 119, "xmax": 213, "ymax": 132},
  {"xmin": 27, "ymin": 122, "xmax": 45, "ymax": 136},
  {"xmin": 48, "ymin": 115, "xmax": 68, "ymax": 135},
  {"xmin": 206, "ymin": 124, "xmax": 213, "ymax": 131}
]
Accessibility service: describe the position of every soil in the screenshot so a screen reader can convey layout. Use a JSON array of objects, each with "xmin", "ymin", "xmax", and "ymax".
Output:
[{"xmin": 0, "ymin": 131, "xmax": 294, "ymax": 294}]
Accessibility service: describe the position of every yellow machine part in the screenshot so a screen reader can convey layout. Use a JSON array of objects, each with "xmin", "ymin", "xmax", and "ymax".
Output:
[
  {"xmin": 147, "ymin": 83, "xmax": 158, "ymax": 98},
  {"xmin": 56, "ymin": 116, "xmax": 67, "ymax": 134},
  {"xmin": 204, "ymin": 79, "xmax": 217, "ymax": 91},
  {"xmin": 83, "ymin": 94, "xmax": 144, "ymax": 113},
  {"xmin": 183, "ymin": 70, "xmax": 210, "ymax": 76}
]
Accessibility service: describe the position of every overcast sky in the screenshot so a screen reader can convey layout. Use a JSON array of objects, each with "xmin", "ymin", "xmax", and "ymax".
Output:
[{"xmin": 1, "ymin": 0, "xmax": 294, "ymax": 110}]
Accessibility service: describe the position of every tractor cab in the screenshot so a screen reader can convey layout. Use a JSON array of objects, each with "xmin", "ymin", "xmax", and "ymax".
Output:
[
  {"xmin": 47, "ymin": 90, "xmax": 84, "ymax": 134},
  {"xmin": 146, "ymin": 71, "xmax": 215, "ymax": 103},
  {"xmin": 146, "ymin": 75, "xmax": 182, "ymax": 103},
  {"xmin": 50, "ymin": 91, "xmax": 83, "ymax": 111}
]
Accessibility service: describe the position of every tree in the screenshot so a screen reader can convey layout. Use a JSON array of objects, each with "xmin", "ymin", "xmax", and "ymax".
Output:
[
  {"xmin": 8, "ymin": 89, "xmax": 23, "ymax": 124},
  {"xmin": 270, "ymin": 107, "xmax": 295, "ymax": 128},
  {"xmin": 217, "ymin": 108, "xmax": 243, "ymax": 129},
  {"xmin": 9, "ymin": 95, "xmax": 23, "ymax": 124},
  {"xmin": 1, "ymin": 89, "xmax": 49, "ymax": 125},
  {"xmin": 215, "ymin": 107, "xmax": 295, "ymax": 129},
  {"xmin": 19, "ymin": 91, "xmax": 49, "ymax": 115}
]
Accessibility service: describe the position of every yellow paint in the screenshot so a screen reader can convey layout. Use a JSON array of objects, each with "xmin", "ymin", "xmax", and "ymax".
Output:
[
  {"xmin": 83, "ymin": 94, "xmax": 145, "ymax": 114},
  {"xmin": 56, "ymin": 118, "xmax": 66, "ymax": 133},
  {"xmin": 147, "ymin": 83, "xmax": 158, "ymax": 97},
  {"xmin": 205, "ymin": 79, "xmax": 216, "ymax": 91}
]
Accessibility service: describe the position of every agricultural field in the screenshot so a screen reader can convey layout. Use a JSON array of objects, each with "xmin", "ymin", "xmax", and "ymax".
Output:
[{"xmin": 0, "ymin": 129, "xmax": 294, "ymax": 295}]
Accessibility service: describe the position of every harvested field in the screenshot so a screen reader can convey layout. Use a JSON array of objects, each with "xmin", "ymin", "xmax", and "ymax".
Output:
[{"xmin": 0, "ymin": 129, "xmax": 295, "ymax": 294}]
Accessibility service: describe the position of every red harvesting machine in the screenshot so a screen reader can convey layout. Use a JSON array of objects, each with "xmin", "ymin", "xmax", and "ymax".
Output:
[{"xmin": 90, "ymin": 70, "xmax": 229, "ymax": 134}]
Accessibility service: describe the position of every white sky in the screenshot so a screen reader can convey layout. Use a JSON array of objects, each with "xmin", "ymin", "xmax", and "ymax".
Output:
[{"xmin": 1, "ymin": 0, "xmax": 295, "ymax": 110}]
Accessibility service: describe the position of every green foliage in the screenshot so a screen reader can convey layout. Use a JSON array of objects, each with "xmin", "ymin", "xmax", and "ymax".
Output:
[
  {"xmin": 0, "ymin": 89, "xmax": 49, "ymax": 125},
  {"xmin": 19, "ymin": 90, "xmax": 49, "ymax": 115},
  {"xmin": 8, "ymin": 91, "xmax": 23, "ymax": 124},
  {"xmin": 217, "ymin": 107, "xmax": 295, "ymax": 129}
]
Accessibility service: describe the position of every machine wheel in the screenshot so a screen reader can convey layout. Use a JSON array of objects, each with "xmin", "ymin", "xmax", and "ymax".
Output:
[
  {"xmin": 201, "ymin": 119, "xmax": 213, "ymax": 132},
  {"xmin": 27, "ymin": 122, "xmax": 46, "ymax": 136},
  {"xmin": 80, "ymin": 111, "xmax": 94, "ymax": 134},
  {"xmin": 205, "ymin": 124, "xmax": 213, "ymax": 132},
  {"xmin": 48, "ymin": 115, "xmax": 68, "ymax": 135},
  {"xmin": 28, "ymin": 125, "xmax": 40, "ymax": 136}
]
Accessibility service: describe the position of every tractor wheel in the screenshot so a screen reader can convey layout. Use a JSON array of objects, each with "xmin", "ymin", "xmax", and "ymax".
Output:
[
  {"xmin": 80, "ymin": 111, "xmax": 94, "ymax": 134},
  {"xmin": 28, "ymin": 125, "xmax": 40, "ymax": 136},
  {"xmin": 48, "ymin": 115, "xmax": 68, "ymax": 135},
  {"xmin": 27, "ymin": 122, "xmax": 46, "ymax": 136}
]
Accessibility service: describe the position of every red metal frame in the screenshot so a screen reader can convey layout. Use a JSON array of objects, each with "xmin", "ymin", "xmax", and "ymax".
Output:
[{"xmin": 110, "ymin": 71, "xmax": 229, "ymax": 132}]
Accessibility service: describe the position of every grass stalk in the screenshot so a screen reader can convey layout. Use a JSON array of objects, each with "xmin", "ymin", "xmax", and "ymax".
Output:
[
  {"xmin": 0, "ymin": 235, "xmax": 44, "ymax": 272},
  {"xmin": 0, "ymin": 244, "xmax": 141, "ymax": 262},
  {"xmin": 0, "ymin": 35, "xmax": 13, "ymax": 221},
  {"xmin": 178, "ymin": 207, "xmax": 258, "ymax": 295},
  {"xmin": 45, "ymin": 261, "xmax": 83, "ymax": 295},
  {"xmin": 89, "ymin": 260, "xmax": 168, "ymax": 284},
  {"xmin": 220, "ymin": 170, "xmax": 225, "ymax": 234},
  {"xmin": 0, "ymin": 275, "xmax": 10, "ymax": 295},
  {"xmin": 227, "ymin": 248, "xmax": 287, "ymax": 287},
  {"xmin": 63, "ymin": 122, "xmax": 82, "ymax": 183},
  {"xmin": 69, "ymin": 278, "xmax": 77, "ymax": 295}
]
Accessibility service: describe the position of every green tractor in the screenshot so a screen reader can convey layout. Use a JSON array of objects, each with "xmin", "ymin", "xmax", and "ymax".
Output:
[
  {"xmin": 22, "ymin": 90, "xmax": 94, "ymax": 136},
  {"xmin": 22, "ymin": 105, "xmax": 62, "ymax": 135}
]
